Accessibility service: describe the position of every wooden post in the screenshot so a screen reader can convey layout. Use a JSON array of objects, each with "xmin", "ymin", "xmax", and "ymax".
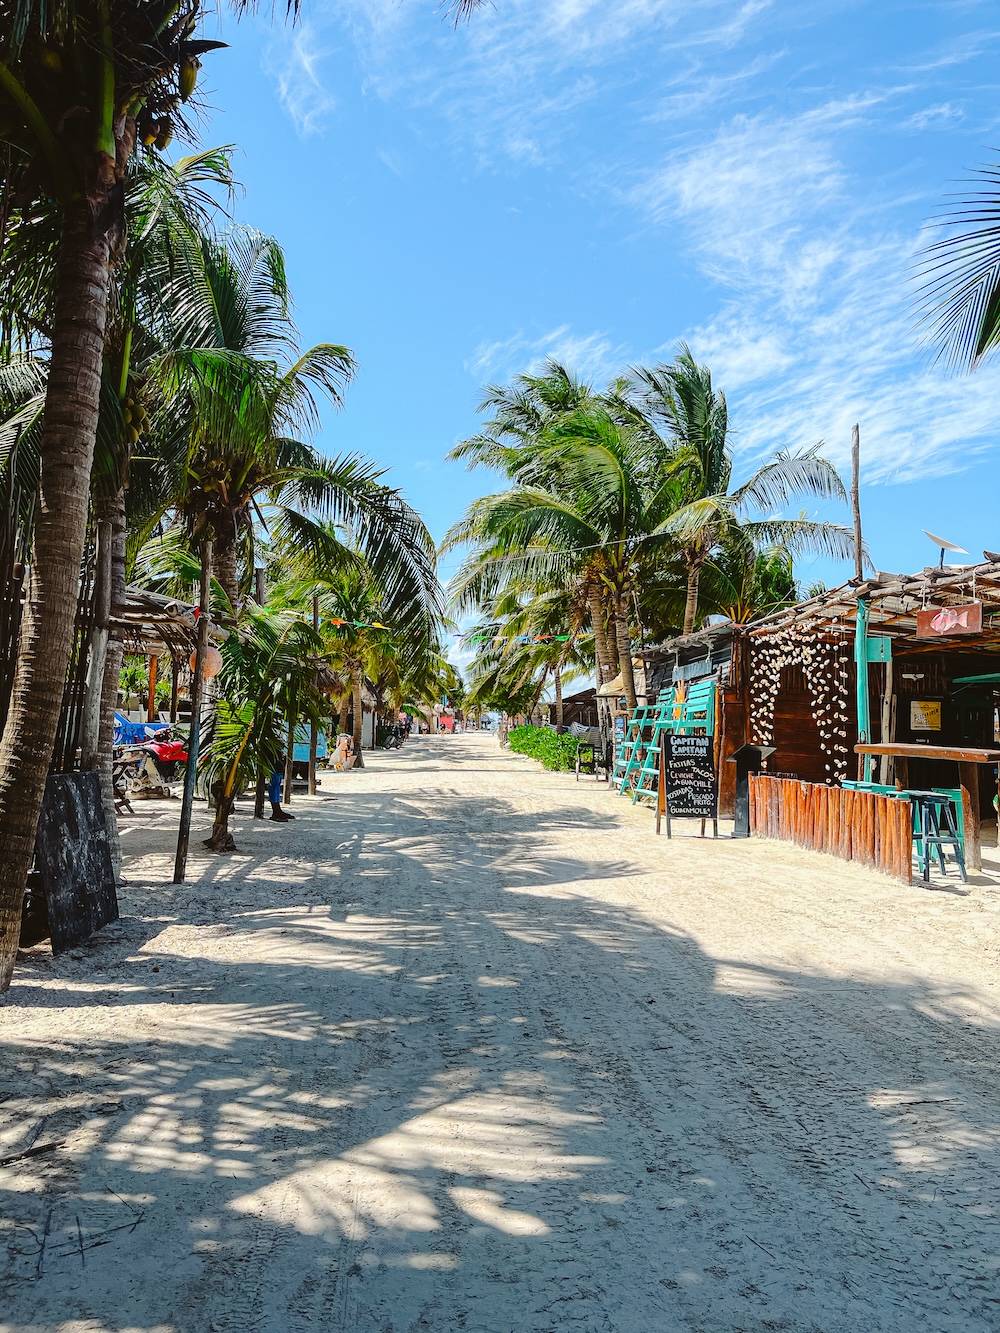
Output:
[
  {"xmin": 308, "ymin": 593, "xmax": 319, "ymax": 796},
  {"xmin": 855, "ymin": 595, "xmax": 872, "ymax": 783},
  {"xmin": 170, "ymin": 658, "xmax": 179, "ymax": 723},
  {"xmin": 173, "ymin": 539, "xmax": 212, "ymax": 884},
  {"xmin": 284, "ymin": 705, "xmax": 295, "ymax": 805},
  {"xmin": 147, "ymin": 654, "xmax": 158, "ymax": 722},
  {"xmin": 878, "ymin": 657, "xmax": 894, "ymax": 785},
  {"xmin": 255, "ymin": 566, "xmax": 265, "ymax": 605},
  {"xmin": 80, "ymin": 514, "xmax": 114, "ymax": 769},
  {"xmin": 851, "ymin": 423, "xmax": 864, "ymax": 582},
  {"xmin": 655, "ymin": 731, "xmax": 670, "ymax": 837},
  {"xmin": 958, "ymin": 760, "xmax": 982, "ymax": 872}
]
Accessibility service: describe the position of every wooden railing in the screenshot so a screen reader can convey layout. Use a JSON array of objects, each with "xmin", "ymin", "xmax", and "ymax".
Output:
[{"xmin": 749, "ymin": 775, "xmax": 912, "ymax": 884}]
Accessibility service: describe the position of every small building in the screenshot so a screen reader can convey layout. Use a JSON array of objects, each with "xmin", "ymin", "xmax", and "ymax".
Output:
[
  {"xmin": 642, "ymin": 561, "xmax": 1000, "ymax": 820},
  {"xmin": 561, "ymin": 688, "xmax": 598, "ymax": 729}
]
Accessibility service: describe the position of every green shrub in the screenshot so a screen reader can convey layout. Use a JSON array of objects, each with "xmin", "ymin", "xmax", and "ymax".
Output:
[{"xmin": 508, "ymin": 725, "xmax": 579, "ymax": 772}]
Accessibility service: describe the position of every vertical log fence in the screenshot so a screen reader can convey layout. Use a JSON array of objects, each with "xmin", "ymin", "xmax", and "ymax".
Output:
[{"xmin": 749, "ymin": 775, "xmax": 912, "ymax": 884}]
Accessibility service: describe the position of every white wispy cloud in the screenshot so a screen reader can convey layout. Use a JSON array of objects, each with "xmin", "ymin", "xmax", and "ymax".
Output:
[
  {"xmin": 265, "ymin": 22, "xmax": 338, "ymax": 137},
  {"xmin": 280, "ymin": 0, "xmax": 773, "ymax": 163},
  {"xmin": 905, "ymin": 102, "xmax": 965, "ymax": 130},
  {"xmin": 638, "ymin": 103, "xmax": 1000, "ymax": 483},
  {"xmin": 256, "ymin": 0, "xmax": 1000, "ymax": 494},
  {"xmin": 466, "ymin": 324, "xmax": 631, "ymax": 384}
]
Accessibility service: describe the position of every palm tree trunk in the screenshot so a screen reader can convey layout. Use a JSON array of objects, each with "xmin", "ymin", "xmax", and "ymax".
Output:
[
  {"xmin": 587, "ymin": 582, "xmax": 614, "ymax": 684},
  {"xmin": 606, "ymin": 600, "xmax": 620, "ymax": 675},
  {"xmin": 96, "ymin": 492, "xmax": 127, "ymax": 882},
  {"xmin": 683, "ymin": 559, "xmax": 703, "ymax": 636},
  {"xmin": 338, "ymin": 692, "xmax": 349, "ymax": 736},
  {"xmin": 613, "ymin": 593, "xmax": 637, "ymax": 711},
  {"xmin": 554, "ymin": 655, "xmax": 565, "ymax": 732},
  {"xmin": 204, "ymin": 781, "xmax": 237, "ymax": 852},
  {"xmin": 80, "ymin": 509, "xmax": 113, "ymax": 770},
  {"xmin": 214, "ymin": 534, "xmax": 240, "ymax": 616},
  {"xmin": 351, "ymin": 666, "xmax": 365, "ymax": 769},
  {"xmin": 0, "ymin": 197, "xmax": 112, "ymax": 991},
  {"xmin": 529, "ymin": 665, "xmax": 549, "ymax": 720}
]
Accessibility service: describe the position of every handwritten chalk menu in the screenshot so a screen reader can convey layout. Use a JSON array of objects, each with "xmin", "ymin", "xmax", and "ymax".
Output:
[
  {"xmin": 662, "ymin": 734, "xmax": 716, "ymax": 818},
  {"xmin": 613, "ymin": 713, "xmax": 627, "ymax": 764}
]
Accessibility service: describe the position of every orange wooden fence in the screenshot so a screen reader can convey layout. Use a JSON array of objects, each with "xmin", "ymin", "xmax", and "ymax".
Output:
[{"xmin": 749, "ymin": 775, "xmax": 912, "ymax": 884}]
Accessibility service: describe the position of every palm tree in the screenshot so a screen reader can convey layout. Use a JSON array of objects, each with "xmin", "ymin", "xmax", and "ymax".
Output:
[
  {"xmin": 698, "ymin": 533, "xmax": 800, "ymax": 625},
  {"xmin": 0, "ymin": 149, "xmax": 240, "ymax": 882},
  {"xmin": 448, "ymin": 361, "xmax": 620, "ymax": 689},
  {"xmin": 632, "ymin": 346, "xmax": 854, "ymax": 635},
  {"xmin": 0, "ymin": 0, "xmax": 237, "ymax": 991},
  {"xmin": 449, "ymin": 359, "xmax": 597, "ymax": 475},
  {"xmin": 272, "ymin": 515, "xmax": 443, "ymax": 769},
  {"xmin": 447, "ymin": 403, "xmax": 685, "ymax": 710},
  {"xmin": 132, "ymin": 226, "xmax": 354, "ymax": 608},
  {"xmin": 200, "ymin": 604, "xmax": 325, "ymax": 851},
  {"xmin": 460, "ymin": 581, "xmax": 590, "ymax": 731}
]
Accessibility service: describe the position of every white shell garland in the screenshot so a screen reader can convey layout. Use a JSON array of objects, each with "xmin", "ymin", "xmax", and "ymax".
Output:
[{"xmin": 748, "ymin": 619, "xmax": 851, "ymax": 781}]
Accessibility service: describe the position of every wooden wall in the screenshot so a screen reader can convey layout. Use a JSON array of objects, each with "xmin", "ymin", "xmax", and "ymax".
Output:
[
  {"xmin": 750, "ymin": 774, "xmax": 912, "ymax": 884},
  {"xmin": 769, "ymin": 665, "xmax": 830, "ymax": 785}
]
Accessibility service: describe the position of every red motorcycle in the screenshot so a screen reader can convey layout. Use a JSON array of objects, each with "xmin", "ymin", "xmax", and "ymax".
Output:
[{"xmin": 116, "ymin": 726, "xmax": 188, "ymax": 798}]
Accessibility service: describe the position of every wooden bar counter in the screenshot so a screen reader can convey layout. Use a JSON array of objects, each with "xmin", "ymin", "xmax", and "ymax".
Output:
[{"xmin": 855, "ymin": 743, "xmax": 1000, "ymax": 872}]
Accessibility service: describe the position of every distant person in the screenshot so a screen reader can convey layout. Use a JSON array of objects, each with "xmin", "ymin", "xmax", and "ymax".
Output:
[
  {"xmin": 333, "ymin": 734, "xmax": 355, "ymax": 771},
  {"xmin": 268, "ymin": 754, "xmax": 294, "ymax": 822}
]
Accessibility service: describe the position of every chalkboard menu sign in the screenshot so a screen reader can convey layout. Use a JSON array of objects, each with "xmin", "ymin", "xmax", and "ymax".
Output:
[
  {"xmin": 613, "ymin": 713, "xmax": 627, "ymax": 766},
  {"xmin": 657, "ymin": 733, "xmax": 718, "ymax": 835},
  {"xmin": 34, "ymin": 772, "xmax": 118, "ymax": 952}
]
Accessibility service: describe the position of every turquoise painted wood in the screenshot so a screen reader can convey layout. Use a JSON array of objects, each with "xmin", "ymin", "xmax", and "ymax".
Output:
[
  {"xmin": 622, "ymin": 678, "xmax": 717, "ymax": 803},
  {"xmin": 841, "ymin": 779, "xmax": 965, "ymax": 861}
]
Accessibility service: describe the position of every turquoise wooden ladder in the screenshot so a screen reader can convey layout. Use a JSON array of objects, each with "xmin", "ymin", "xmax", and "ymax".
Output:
[
  {"xmin": 612, "ymin": 705, "xmax": 661, "ymax": 794},
  {"xmin": 630, "ymin": 678, "xmax": 717, "ymax": 804}
]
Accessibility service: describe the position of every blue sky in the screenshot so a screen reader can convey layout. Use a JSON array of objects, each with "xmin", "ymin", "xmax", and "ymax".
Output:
[{"xmin": 200, "ymin": 0, "xmax": 1000, "ymax": 598}]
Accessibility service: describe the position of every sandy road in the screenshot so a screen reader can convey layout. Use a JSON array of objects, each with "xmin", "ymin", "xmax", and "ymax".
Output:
[{"xmin": 3, "ymin": 731, "xmax": 1000, "ymax": 1332}]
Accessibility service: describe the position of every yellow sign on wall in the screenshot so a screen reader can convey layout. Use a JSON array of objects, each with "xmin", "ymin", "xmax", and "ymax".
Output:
[{"xmin": 910, "ymin": 699, "xmax": 942, "ymax": 732}]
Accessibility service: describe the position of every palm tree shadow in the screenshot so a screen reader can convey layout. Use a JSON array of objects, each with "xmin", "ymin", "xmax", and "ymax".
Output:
[{"xmin": 3, "ymin": 790, "xmax": 1000, "ymax": 1331}]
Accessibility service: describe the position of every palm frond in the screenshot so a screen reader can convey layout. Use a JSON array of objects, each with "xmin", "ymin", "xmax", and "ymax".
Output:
[{"xmin": 916, "ymin": 161, "xmax": 1000, "ymax": 368}]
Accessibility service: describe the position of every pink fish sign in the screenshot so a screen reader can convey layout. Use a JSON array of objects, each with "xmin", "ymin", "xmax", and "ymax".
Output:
[{"xmin": 916, "ymin": 602, "xmax": 983, "ymax": 638}]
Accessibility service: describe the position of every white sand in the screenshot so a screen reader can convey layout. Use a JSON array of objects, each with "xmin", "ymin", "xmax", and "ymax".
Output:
[{"xmin": 3, "ymin": 731, "xmax": 1000, "ymax": 1332}]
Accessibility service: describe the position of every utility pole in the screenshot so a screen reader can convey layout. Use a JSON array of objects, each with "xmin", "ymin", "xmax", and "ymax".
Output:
[
  {"xmin": 851, "ymin": 422, "xmax": 864, "ymax": 582},
  {"xmin": 851, "ymin": 426, "xmax": 873, "ymax": 781},
  {"xmin": 253, "ymin": 563, "xmax": 267, "ymax": 817},
  {"xmin": 174, "ymin": 539, "xmax": 212, "ymax": 883},
  {"xmin": 308, "ymin": 592, "xmax": 319, "ymax": 795}
]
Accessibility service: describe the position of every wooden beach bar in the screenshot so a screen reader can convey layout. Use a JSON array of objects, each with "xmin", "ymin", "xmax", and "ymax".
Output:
[{"xmin": 643, "ymin": 557, "xmax": 1000, "ymax": 881}]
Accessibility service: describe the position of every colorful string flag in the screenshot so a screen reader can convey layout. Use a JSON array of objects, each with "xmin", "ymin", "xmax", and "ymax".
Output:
[{"xmin": 330, "ymin": 617, "xmax": 391, "ymax": 630}]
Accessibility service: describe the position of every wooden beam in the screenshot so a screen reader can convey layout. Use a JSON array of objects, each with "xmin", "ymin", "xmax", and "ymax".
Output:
[
  {"xmin": 958, "ymin": 761, "xmax": 982, "ymax": 872},
  {"xmin": 147, "ymin": 654, "xmax": 158, "ymax": 722},
  {"xmin": 856, "ymin": 742, "xmax": 1000, "ymax": 762}
]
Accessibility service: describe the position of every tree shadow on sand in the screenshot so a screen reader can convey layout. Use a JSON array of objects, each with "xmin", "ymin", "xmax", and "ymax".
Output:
[{"xmin": 2, "ymin": 788, "xmax": 1000, "ymax": 1333}]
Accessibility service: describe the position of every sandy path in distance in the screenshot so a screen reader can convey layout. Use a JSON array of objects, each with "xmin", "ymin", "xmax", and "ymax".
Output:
[{"xmin": 3, "ymin": 730, "xmax": 1000, "ymax": 1332}]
